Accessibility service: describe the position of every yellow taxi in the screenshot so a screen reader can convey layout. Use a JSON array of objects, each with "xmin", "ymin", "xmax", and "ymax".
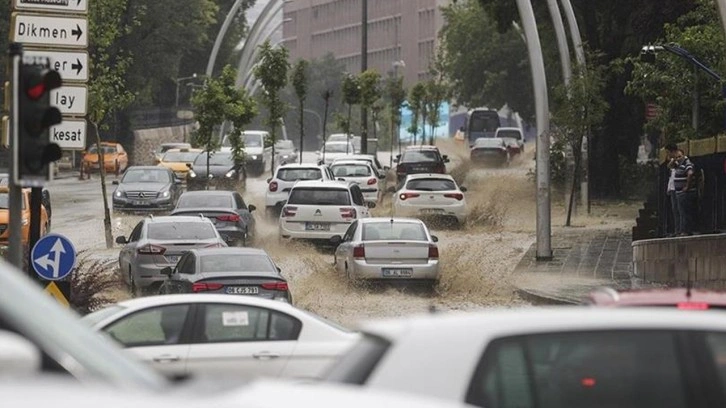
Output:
[
  {"xmin": 0, "ymin": 187, "xmax": 49, "ymax": 247},
  {"xmin": 82, "ymin": 142, "xmax": 129, "ymax": 174},
  {"xmin": 157, "ymin": 148, "xmax": 202, "ymax": 180}
]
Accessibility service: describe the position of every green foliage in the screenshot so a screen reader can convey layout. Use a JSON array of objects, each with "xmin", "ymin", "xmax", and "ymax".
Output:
[
  {"xmin": 291, "ymin": 59, "xmax": 309, "ymax": 162},
  {"xmin": 254, "ymin": 40, "xmax": 290, "ymax": 174},
  {"xmin": 359, "ymin": 70, "xmax": 382, "ymax": 138},
  {"xmin": 385, "ymin": 75, "xmax": 407, "ymax": 149},
  {"xmin": 341, "ymin": 74, "xmax": 361, "ymax": 135},
  {"xmin": 408, "ymin": 83, "xmax": 427, "ymax": 141}
]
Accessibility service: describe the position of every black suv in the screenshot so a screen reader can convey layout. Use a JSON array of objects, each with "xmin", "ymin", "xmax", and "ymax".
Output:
[{"xmin": 394, "ymin": 146, "xmax": 449, "ymax": 183}]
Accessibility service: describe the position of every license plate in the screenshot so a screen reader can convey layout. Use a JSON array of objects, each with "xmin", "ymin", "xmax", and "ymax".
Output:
[
  {"xmin": 165, "ymin": 255, "xmax": 180, "ymax": 264},
  {"xmin": 226, "ymin": 286, "xmax": 259, "ymax": 295},
  {"xmin": 421, "ymin": 209, "xmax": 444, "ymax": 214},
  {"xmin": 382, "ymin": 268, "xmax": 413, "ymax": 278},
  {"xmin": 133, "ymin": 200, "xmax": 146, "ymax": 206},
  {"xmin": 305, "ymin": 222, "xmax": 330, "ymax": 231}
]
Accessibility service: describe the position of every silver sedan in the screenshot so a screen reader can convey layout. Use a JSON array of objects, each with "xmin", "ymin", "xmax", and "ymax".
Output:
[{"xmin": 331, "ymin": 217, "xmax": 440, "ymax": 285}]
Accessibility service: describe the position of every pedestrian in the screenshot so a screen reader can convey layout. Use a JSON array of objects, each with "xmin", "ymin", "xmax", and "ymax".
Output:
[
  {"xmin": 673, "ymin": 148, "xmax": 698, "ymax": 236},
  {"xmin": 664, "ymin": 144, "xmax": 680, "ymax": 236}
]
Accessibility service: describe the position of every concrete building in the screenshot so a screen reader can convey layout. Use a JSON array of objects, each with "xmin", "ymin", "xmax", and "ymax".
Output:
[{"xmin": 282, "ymin": 0, "xmax": 450, "ymax": 85}]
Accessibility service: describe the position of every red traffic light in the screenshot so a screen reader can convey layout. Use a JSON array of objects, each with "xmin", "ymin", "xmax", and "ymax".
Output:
[
  {"xmin": 22, "ymin": 67, "xmax": 61, "ymax": 101},
  {"xmin": 27, "ymin": 83, "xmax": 45, "ymax": 100}
]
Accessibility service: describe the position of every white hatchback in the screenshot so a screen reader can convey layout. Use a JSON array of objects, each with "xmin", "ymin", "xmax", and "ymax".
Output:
[
  {"xmin": 392, "ymin": 174, "xmax": 469, "ymax": 225},
  {"xmin": 317, "ymin": 141, "xmax": 356, "ymax": 165},
  {"xmin": 265, "ymin": 164, "xmax": 334, "ymax": 218},
  {"xmin": 330, "ymin": 160, "xmax": 381, "ymax": 203},
  {"xmin": 279, "ymin": 180, "xmax": 373, "ymax": 241}
]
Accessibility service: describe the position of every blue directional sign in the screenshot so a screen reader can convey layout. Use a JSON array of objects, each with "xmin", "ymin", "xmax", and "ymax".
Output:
[{"xmin": 32, "ymin": 233, "xmax": 77, "ymax": 281}]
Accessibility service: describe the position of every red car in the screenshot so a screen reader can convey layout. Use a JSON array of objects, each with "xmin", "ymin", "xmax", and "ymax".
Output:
[{"xmin": 587, "ymin": 287, "xmax": 726, "ymax": 310}]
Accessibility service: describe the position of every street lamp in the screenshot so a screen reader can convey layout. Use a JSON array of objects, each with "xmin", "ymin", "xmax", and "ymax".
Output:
[
  {"xmin": 391, "ymin": 60, "xmax": 405, "ymax": 166},
  {"xmin": 175, "ymin": 73, "xmax": 198, "ymax": 107}
]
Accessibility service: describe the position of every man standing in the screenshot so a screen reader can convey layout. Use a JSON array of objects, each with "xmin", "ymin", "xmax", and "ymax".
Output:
[
  {"xmin": 673, "ymin": 149, "xmax": 698, "ymax": 235},
  {"xmin": 664, "ymin": 144, "xmax": 680, "ymax": 236}
]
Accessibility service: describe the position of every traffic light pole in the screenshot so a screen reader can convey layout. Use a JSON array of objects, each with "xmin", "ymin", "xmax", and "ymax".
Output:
[
  {"xmin": 8, "ymin": 43, "xmax": 24, "ymax": 269},
  {"xmin": 28, "ymin": 187, "xmax": 42, "ymax": 270}
]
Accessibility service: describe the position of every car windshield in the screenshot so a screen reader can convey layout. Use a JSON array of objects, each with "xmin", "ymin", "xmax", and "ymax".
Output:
[
  {"xmin": 288, "ymin": 188, "xmax": 351, "ymax": 205},
  {"xmin": 325, "ymin": 143, "xmax": 351, "ymax": 153},
  {"xmin": 88, "ymin": 145, "xmax": 116, "ymax": 154},
  {"xmin": 193, "ymin": 153, "xmax": 233, "ymax": 166},
  {"xmin": 147, "ymin": 222, "xmax": 218, "ymax": 240},
  {"xmin": 401, "ymin": 150, "xmax": 440, "ymax": 163},
  {"xmin": 244, "ymin": 133, "xmax": 264, "ymax": 147},
  {"xmin": 275, "ymin": 140, "xmax": 294, "ymax": 150},
  {"xmin": 277, "ymin": 168, "xmax": 323, "ymax": 182},
  {"xmin": 497, "ymin": 130, "xmax": 522, "ymax": 140},
  {"xmin": 362, "ymin": 222, "xmax": 427, "ymax": 241},
  {"xmin": 177, "ymin": 194, "xmax": 233, "ymax": 208},
  {"xmin": 200, "ymin": 254, "xmax": 276, "ymax": 273},
  {"xmin": 469, "ymin": 111, "xmax": 500, "ymax": 132},
  {"xmin": 81, "ymin": 304, "xmax": 126, "ymax": 326},
  {"xmin": 406, "ymin": 178, "xmax": 456, "ymax": 191},
  {"xmin": 162, "ymin": 151, "xmax": 200, "ymax": 162},
  {"xmin": 122, "ymin": 169, "xmax": 170, "ymax": 183},
  {"xmin": 331, "ymin": 164, "xmax": 371, "ymax": 177}
]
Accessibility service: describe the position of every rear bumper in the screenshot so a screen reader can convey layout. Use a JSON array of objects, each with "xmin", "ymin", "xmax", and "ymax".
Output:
[
  {"xmin": 216, "ymin": 227, "xmax": 247, "ymax": 244},
  {"xmin": 394, "ymin": 202, "xmax": 468, "ymax": 223},
  {"xmin": 350, "ymin": 259, "xmax": 440, "ymax": 280},
  {"xmin": 186, "ymin": 178, "xmax": 238, "ymax": 191},
  {"xmin": 279, "ymin": 220, "xmax": 351, "ymax": 240}
]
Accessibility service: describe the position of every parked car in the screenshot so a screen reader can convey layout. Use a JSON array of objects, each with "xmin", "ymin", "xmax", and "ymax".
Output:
[
  {"xmin": 330, "ymin": 160, "xmax": 381, "ymax": 203},
  {"xmin": 274, "ymin": 139, "xmax": 299, "ymax": 166},
  {"xmin": 156, "ymin": 148, "xmax": 202, "ymax": 181},
  {"xmin": 222, "ymin": 131, "xmax": 273, "ymax": 176},
  {"xmin": 331, "ymin": 154, "xmax": 389, "ymax": 178},
  {"xmin": 586, "ymin": 287, "xmax": 726, "ymax": 309},
  {"xmin": 317, "ymin": 141, "xmax": 356, "ymax": 165},
  {"xmin": 116, "ymin": 215, "xmax": 227, "ymax": 295},
  {"xmin": 158, "ymin": 247, "xmax": 291, "ymax": 302},
  {"xmin": 326, "ymin": 133, "xmax": 354, "ymax": 144},
  {"xmin": 112, "ymin": 166, "xmax": 182, "ymax": 213},
  {"xmin": 0, "ymin": 187, "xmax": 50, "ymax": 247},
  {"xmin": 494, "ymin": 127, "xmax": 525, "ymax": 155},
  {"xmin": 187, "ymin": 151, "xmax": 246, "ymax": 191},
  {"xmin": 83, "ymin": 294, "xmax": 360, "ymax": 381},
  {"xmin": 171, "ymin": 190, "xmax": 257, "ymax": 246},
  {"xmin": 82, "ymin": 142, "xmax": 129, "ymax": 174},
  {"xmin": 265, "ymin": 164, "xmax": 334, "ymax": 219},
  {"xmin": 0, "ymin": 174, "xmax": 52, "ymax": 224},
  {"xmin": 394, "ymin": 145, "xmax": 449, "ymax": 184},
  {"xmin": 331, "ymin": 218, "xmax": 440, "ymax": 285},
  {"xmin": 279, "ymin": 180, "xmax": 373, "ymax": 242},
  {"xmin": 152, "ymin": 142, "xmax": 191, "ymax": 165},
  {"xmin": 391, "ymin": 174, "xmax": 468, "ymax": 226},
  {"xmin": 326, "ymin": 308, "xmax": 726, "ymax": 407},
  {"xmin": 469, "ymin": 137, "xmax": 510, "ymax": 167}
]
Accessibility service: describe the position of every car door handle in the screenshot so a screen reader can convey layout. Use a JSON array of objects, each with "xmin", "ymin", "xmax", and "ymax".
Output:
[
  {"xmin": 152, "ymin": 354, "xmax": 181, "ymax": 363},
  {"xmin": 252, "ymin": 351, "xmax": 280, "ymax": 360}
]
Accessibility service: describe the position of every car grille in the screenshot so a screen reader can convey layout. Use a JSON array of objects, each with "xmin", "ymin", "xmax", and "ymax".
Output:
[
  {"xmin": 125, "ymin": 191, "xmax": 159, "ymax": 199},
  {"xmin": 173, "ymin": 171, "xmax": 187, "ymax": 179}
]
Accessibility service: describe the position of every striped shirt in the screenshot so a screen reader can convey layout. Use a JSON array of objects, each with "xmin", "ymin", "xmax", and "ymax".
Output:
[{"xmin": 673, "ymin": 156, "xmax": 694, "ymax": 191}]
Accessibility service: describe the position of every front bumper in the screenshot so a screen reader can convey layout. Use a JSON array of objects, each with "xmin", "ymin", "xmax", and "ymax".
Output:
[
  {"xmin": 135, "ymin": 264, "xmax": 173, "ymax": 289},
  {"xmin": 113, "ymin": 197, "xmax": 174, "ymax": 212},
  {"xmin": 349, "ymin": 259, "xmax": 440, "ymax": 280}
]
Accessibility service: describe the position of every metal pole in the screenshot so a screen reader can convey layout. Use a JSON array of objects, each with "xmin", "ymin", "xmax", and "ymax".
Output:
[
  {"xmin": 206, "ymin": 0, "xmax": 247, "ymax": 76},
  {"xmin": 175, "ymin": 80, "xmax": 180, "ymax": 107},
  {"xmin": 692, "ymin": 65, "xmax": 699, "ymax": 133},
  {"xmin": 516, "ymin": 0, "xmax": 552, "ymax": 260},
  {"xmin": 28, "ymin": 187, "xmax": 42, "ymax": 274},
  {"xmin": 716, "ymin": 0, "xmax": 726, "ymax": 50},
  {"xmin": 8, "ymin": 43, "xmax": 23, "ymax": 269},
  {"xmin": 360, "ymin": 0, "xmax": 368, "ymax": 154}
]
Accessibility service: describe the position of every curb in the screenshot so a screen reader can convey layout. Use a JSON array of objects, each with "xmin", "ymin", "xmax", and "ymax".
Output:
[{"xmin": 515, "ymin": 287, "xmax": 579, "ymax": 306}]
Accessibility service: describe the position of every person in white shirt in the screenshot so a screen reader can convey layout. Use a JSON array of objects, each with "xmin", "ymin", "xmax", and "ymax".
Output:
[{"xmin": 665, "ymin": 144, "xmax": 680, "ymax": 237}]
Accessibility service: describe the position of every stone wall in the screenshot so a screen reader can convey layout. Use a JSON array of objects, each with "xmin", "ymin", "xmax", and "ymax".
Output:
[
  {"xmin": 132, "ymin": 124, "xmax": 196, "ymax": 166},
  {"xmin": 633, "ymin": 234, "xmax": 726, "ymax": 288}
]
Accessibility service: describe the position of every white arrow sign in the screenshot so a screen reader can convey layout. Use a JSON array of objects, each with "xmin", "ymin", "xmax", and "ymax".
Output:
[
  {"xmin": 34, "ymin": 238, "xmax": 66, "ymax": 279},
  {"xmin": 13, "ymin": 0, "xmax": 88, "ymax": 13},
  {"xmin": 12, "ymin": 14, "xmax": 88, "ymax": 48},
  {"xmin": 50, "ymin": 85, "xmax": 87, "ymax": 116},
  {"xmin": 24, "ymin": 50, "xmax": 88, "ymax": 83},
  {"xmin": 51, "ymin": 119, "xmax": 86, "ymax": 150}
]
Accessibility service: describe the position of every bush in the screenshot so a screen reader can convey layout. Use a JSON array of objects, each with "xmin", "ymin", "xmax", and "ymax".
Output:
[{"xmin": 70, "ymin": 252, "xmax": 125, "ymax": 315}]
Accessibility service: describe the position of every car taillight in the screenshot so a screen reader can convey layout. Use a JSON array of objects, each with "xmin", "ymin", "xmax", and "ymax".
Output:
[
  {"xmin": 340, "ymin": 207, "xmax": 357, "ymax": 219},
  {"xmin": 428, "ymin": 244, "xmax": 439, "ymax": 259},
  {"xmin": 137, "ymin": 244, "xmax": 166, "ymax": 255},
  {"xmin": 282, "ymin": 206, "xmax": 297, "ymax": 217},
  {"xmin": 677, "ymin": 302, "xmax": 709, "ymax": 310},
  {"xmin": 581, "ymin": 377, "xmax": 596, "ymax": 388},
  {"xmin": 261, "ymin": 281, "xmax": 289, "ymax": 291},
  {"xmin": 217, "ymin": 214, "xmax": 241, "ymax": 222},
  {"xmin": 444, "ymin": 193, "xmax": 464, "ymax": 201},
  {"xmin": 269, "ymin": 181, "xmax": 278, "ymax": 192},
  {"xmin": 399, "ymin": 192, "xmax": 420, "ymax": 201},
  {"xmin": 192, "ymin": 282, "xmax": 223, "ymax": 292},
  {"xmin": 353, "ymin": 245, "xmax": 365, "ymax": 259},
  {"xmin": 367, "ymin": 178, "xmax": 377, "ymax": 185}
]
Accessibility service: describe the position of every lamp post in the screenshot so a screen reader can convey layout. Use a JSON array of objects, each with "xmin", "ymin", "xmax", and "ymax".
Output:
[
  {"xmin": 391, "ymin": 60, "xmax": 405, "ymax": 167},
  {"xmin": 175, "ymin": 73, "xmax": 198, "ymax": 107}
]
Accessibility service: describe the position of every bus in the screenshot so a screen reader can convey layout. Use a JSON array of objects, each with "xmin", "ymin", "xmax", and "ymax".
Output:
[{"xmin": 463, "ymin": 108, "xmax": 501, "ymax": 147}]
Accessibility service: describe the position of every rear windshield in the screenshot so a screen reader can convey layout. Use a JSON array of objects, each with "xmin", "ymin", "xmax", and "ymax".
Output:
[
  {"xmin": 200, "ymin": 254, "xmax": 276, "ymax": 273},
  {"xmin": 277, "ymin": 168, "xmax": 323, "ymax": 182},
  {"xmin": 497, "ymin": 130, "xmax": 522, "ymax": 140},
  {"xmin": 331, "ymin": 164, "xmax": 371, "ymax": 177},
  {"xmin": 177, "ymin": 194, "xmax": 233, "ymax": 209},
  {"xmin": 325, "ymin": 143, "xmax": 351, "ymax": 153},
  {"xmin": 193, "ymin": 153, "xmax": 233, "ymax": 166},
  {"xmin": 362, "ymin": 222, "xmax": 427, "ymax": 241},
  {"xmin": 401, "ymin": 150, "xmax": 440, "ymax": 163},
  {"xmin": 469, "ymin": 111, "xmax": 500, "ymax": 132},
  {"xmin": 406, "ymin": 178, "xmax": 456, "ymax": 191},
  {"xmin": 275, "ymin": 140, "xmax": 294, "ymax": 150},
  {"xmin": 288, "ymin": 188, "xmax": 351, "ymax": 205},
  {"xmin": 162, "ymin": 151, "xmax": 200, "ymax": 163},
  {"xmin": 147, "ymin": 222, "xmax": 217, "ymax": 240}
]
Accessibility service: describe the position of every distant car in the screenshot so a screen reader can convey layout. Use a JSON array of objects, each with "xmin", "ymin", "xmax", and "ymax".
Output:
[
  {"xmin": 152, "ymin": 142, "xmax": 191, "ymax": 165},
  {"xmin": 391, "ymin": 174, "xmax": 468, "ymax": 225},
  {"xmin": 586, "ymin": 287, "xmax": 726, "ymax": 310},
  {"xmin": 112, "ymin": 166, "xmax": 182, "ymax": 213},
  {"xmin": 116, "ymin": 215, "xmax": 227, "ymax": 295},
  {"xmin": 156, "ymin": 148, "xmax": 202, "ymax": 180},
  {"xmin": 0, "ymin": 173, "xmax": 51, "ymax": 226},
  {"xmin": 326, "ymin": 308, "xmax": 726, "ymax": 407},
  {"xmin": 274, "ymin": 139, "xmax": 299, "ymax": 166},
  {"xmin": 331, "ymin": 217, "xmax": 440, "ymax": 285},
  {"xmin": 171, "ymin": 190, "xmax": 257, "ymax": 246},
  {"xmin": 394, "ymin": 145, "xmax": 449, "ymax": 183},
  {"xmin": 0, "ymin": 187, "xmax": 49, "ymax": 248},
  {"xmin": 83, "ymin": 294, "xmax": 360, "ymax": 381},
  {"xmin": 187, "ymin": 151, "xmax": 246, "ymax": 191},
  {"xmin": 317, "ymin": 141, "xmax": 356, "ymax": 165},
  {"xmin": 222, "ymin": 131, "xmax": 273, "ymax": 176},
  {"xmin": 82, "ymin": 142, "xmax": 129, "ymax": 174},
  {"xmin": 494, "ymin": 127, "xmax": 525, "ymax": 155},
  {"xmin": 265, "ymin": 164, "xmax": 335, "ymax": 219},
  {"xmin": 158, "ymin": 247, "xmax": 291, "ymax": 302},
  {"xmin": 330, "ymin": 160, "xmax": 381, "ymax": 203},
  {"xmin": 332, "ymin": 154, "xmax": 389, "ymax": 193},
  {"xmin": 327, "ymin": 133, "xmax": 354, "ymax": 144},
  {"xmin": 279, "ymin": 180, "xmax": 373, "ymax": 242},
  {"xmin": 469, "ymin": 137, "xmax": 510, "ymax": 166}
]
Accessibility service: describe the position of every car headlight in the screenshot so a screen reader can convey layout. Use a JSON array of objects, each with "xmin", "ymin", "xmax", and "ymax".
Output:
[
  {"xmin": 225, "ymin": 170, "xmax": 236, "ymax": 178},
  {"xmin": 189, "ymin": 170, "xmax": 197, "ymax": 178},
  {"xmin": 161, "ymin": 191, "xmax": 170, "ymax": 198},
  {"xmin": 114, "ymin": 191, "xmax": 123, "ymax": 198},
  {"xmin": 208, "ymin": 173, "xmax": 214, "ymax": 179},
  {"xmin": 251, "ymin": 155, "xmax": 258, "ymax": 160}
]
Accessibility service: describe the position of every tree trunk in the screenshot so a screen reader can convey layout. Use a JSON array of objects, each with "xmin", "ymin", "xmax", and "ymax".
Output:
[
  {"xmin": 93, "ymin": 122, "xmax": 114, "ymax": 249},
  {"xmin": 206, "ymin": 150, "xmax": 210, "ymax": 190},
  {"xmin": 299, "ymin": 100, "xmax": 304, "ymax": 164},
  {"xmin": 270, "ymin": 120, "xmax": 276, "ymax": 177},
  {"xmin": 346, "ymin": 104, "xmax": 352, "ymax": 154},
  {"xmin": 322, "ymin": 96, "xmax": 330, "ymax": 163},
  {"xmin": 565, "ymin": 139, "xmax": 583, "ymax": 227},
  {"xmin": 421, "ymin": 113, "xmax": 427, "ymax": 145}
]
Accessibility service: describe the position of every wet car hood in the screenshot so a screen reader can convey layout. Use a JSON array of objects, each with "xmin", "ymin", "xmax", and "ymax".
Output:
[
  {"xmin": 245, "ymin": 146, "xmax": 265, "ymax": 156},
  {"xmin": 116, "ymin": 182, "xmax": 169, "ymax": 192},
  {"xmin": 192, "ymin": 165, "xmax": 234, "ymax": 177}
]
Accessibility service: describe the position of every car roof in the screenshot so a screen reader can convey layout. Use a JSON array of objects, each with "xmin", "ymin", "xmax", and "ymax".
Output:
[
  {"xmin": 277, "ymin": 163, "xmax": 325, "ymax": 169},
  {"xmin": 359, "ymin": 217, "xmax": 425, "ymax": 225},
  {"xmin": 144, "ymin": 215, "xmax": 212, "ymax": 224},
  {"xmin": 325, "ymin": 141, "xmax": 352, "ymax": 145},
  {"xmin": 242, "ymin": 130, "xmax": 269, "ymax": 135},
  {"xmin": 404, "ymin": 145, "xmax": 440, "ymax": 151},
  {"xmin": 187, "ymin": 247, "xmax": 269, "ymax": 257},
  {"xmin": 404, "ymin": 173, "xmax": 455, "ymax": 181},
  {"xmin": 330, "ymin": 160, "xmax": 373, "ymax": 166},
  {"xmin": 160, "ymin": 142, "xmax": 190, "ymax": 147},
  {"xmin": 163, "ymin": 148, "xmax": 203, "ymax": 153},
  {"xmin": 125, "ymin": 166, "xmax": 171, "ymax": 171},
  {"xmin": 115, "ymin": 293, "xmax": 297, "ymax": 313},
  {"xmin": 179, "ymin": 190, "xmax": 235, "ymax": 197},
  {"xmin": 291, "ymin": 180, "xmax": 351, "ymax": 189},
  {"xmin": 496, "ymin": 127, "xmax": 522, "ymax": 132},
  {"xmin": 588, "ymin": 287, "xmax": 726, "ymax": 307},
  {"xmin": 340, "ymin": 154, "xmax": 375, "ymax": 160}
]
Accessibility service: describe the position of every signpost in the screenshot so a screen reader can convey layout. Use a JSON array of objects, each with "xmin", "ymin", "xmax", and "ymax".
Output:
[
  {"xmin": 50, "ymin": 119, "xmax": 86, "ymax": 149},
  {"xmin": 31, "ymin": 233, "xmax": 77, "ymax": 281},
  {"xmin": 11, "ymin": 14, "xmax": 88, "ymax": 48},
  {"xmin": 24, "ymin": 50, "xmax": 88, "ymax": 82},
  {"xmin": 13, "ymin": 0, "xmax": 88, "ymax": 13},
  {"xmin": 50, "ymin": 85, "xmax": 87, "ymax": 116}
]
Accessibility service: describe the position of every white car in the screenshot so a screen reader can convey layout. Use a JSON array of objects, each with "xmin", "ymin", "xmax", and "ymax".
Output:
[
  {"xmin": 326, "ymin": 308, "xmax": 726, "ymax": 407},
  {"xmin": 494, "ymin": 127, "xmax": 525, "ymax": 155},
  {"xmin": 265, "ymin": 164, "xmax": 334, "ymax": 218},
  {"xmin": 331, "ymin": 154, "xmax": 389, "ymax": 188},
  {"xmin": 83, "ymin": 294, "xmax": 360, "ymax": 381},
  {"xmin": 332, "ymin": 217, "xmax": 440, "ymax": 284},
  {"xmin": 279, "ymin": 180, "xmax": 373, "ymax": 241},
  {"xmin": 317, "ymin": 141, "xmax": 356, "ymax": 165},
  {"xmin": 392, "ymin": 174, "xmax": 469, "ymax": 225},
  {"xmin": 222, "ymin": 131, "xmax": 272, "ymax": 175},
  {"xmin": 330, "ymin": 160, "xmax": 381, "ymax": 203}
]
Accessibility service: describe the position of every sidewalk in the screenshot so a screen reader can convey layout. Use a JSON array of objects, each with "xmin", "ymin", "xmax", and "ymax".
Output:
[{"xmin": 513, "ymin": 227, "xmax": 638, "ymax": 304}]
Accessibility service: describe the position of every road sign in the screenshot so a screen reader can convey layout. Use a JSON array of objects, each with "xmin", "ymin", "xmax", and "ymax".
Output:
[
  {"xmin": 32, "ymin": 233, "xmax": 76, "ymax": 281},
  {"xmin": 44, "ymin": 282, "xmax": 70, "ymax": 307},
  {"xmin": 13, "ymin": 0, "xmax": 88, "ymax": 14},
  {"xmin": 50, "ymin": 84, "xmax": 87, "ymax": 116},
  {"xmin": 11, "ymin": 13, "xmax": 88, "ymax": 48},
  {"xmin": 24, "ymin": 50, "xmax": 88, "ymax": 82},
  {"xmin": 50, "ymin": 119, "xmax": 86, "ymax": 149}
]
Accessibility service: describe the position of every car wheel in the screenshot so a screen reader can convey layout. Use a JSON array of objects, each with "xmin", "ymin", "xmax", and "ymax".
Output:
[{"xmin": 128, "ymin": 269, "xmax": 139, "ymax": 297}]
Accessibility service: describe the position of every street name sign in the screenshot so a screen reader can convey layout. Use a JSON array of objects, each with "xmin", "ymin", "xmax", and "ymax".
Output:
[
  {"xmin": 12, "ymin": 13, "xmax": 88, "ymax": 48},
  {"xmin": 51, "ymin": 119, "xmax": 86, "ymax": 149},
  {"xmin": 32, "ymin": 233, "xmax": 77, "ymax": 281},
  {"xmin": 13, "ymin": 0, "xmax": 88, "ymax": 14},
  {"xmin": 24, "ymin": 50, "xmax": 88, "ymax": 82},
  {"xmin": 50, "ymin": 84, "xmax": 87, "ymax": 116}
]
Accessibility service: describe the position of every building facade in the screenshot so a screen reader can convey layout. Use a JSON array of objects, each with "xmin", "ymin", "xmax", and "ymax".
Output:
[{"xmin": 282, "ymin": 0, "xmax": 450, "ymax": 85}]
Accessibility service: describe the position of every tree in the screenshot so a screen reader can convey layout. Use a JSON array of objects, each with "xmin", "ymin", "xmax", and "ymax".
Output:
[
  {"xmin": 254, "ymin": 40, "xmax": 290, "ymax": 176},
  {"xmin": 408, "ymin": 83, "xmax": 426, "ymax": 145},
  {"xmin": 291, "ymin": 59, "xmax": 309, "ymax": 164},
  {"xmin": 321, "ymin": 89, "xmax": 333, "ymax": 162},
  {"xmin": 341, "ymin": 73, "xmax": 362, "ymax": 152},
  {"xmin": 425, "ymin": 79, "xmax": 448, "ymax": 145},
  {"xmin": 359, "ymin": 69, "xmax": 382, "ymax": 151},
  {"xmin": 386, "ymin": 75, "xmax": 407, "ymax": 158}
]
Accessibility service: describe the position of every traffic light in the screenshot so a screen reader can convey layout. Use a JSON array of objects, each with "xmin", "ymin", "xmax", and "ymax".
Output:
[{"xmin": 18, "ymin": 63, "xmax": 62, "ymax": 185}]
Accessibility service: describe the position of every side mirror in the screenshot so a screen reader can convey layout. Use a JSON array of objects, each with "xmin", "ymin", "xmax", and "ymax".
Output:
[
  {"xmin": 0, "ymin": 330, "xmax": 41, "ymax": 377},
  {"xmin": 330, "ymin": 235, "xmax": 342, "ymax": 246},
  {"xmin": 115, "ymin": 236, "xmax": 127, "ymax": 244},
  {"xmin": 266, "ymin": 177, "xmax": 272, "ymax": 183},
  {"xmin": 387, "ymin": 186, "xmax": 396, "ymax": 193},
  {"xmin": 393, "ymin": 158, "xmax": 399, "ymax": 163},
  {"xmin": 248, "ymin": 204, "xmax": 256, "ymax": 212},
  {"xmin": 276, "ymin": 266, "xmax": 282, "ymax": 273},
  {"xmin": 112, "ymin": 180, "xmax": 119, "ymax": 185},
  {"xmin": 460, "ymin": 186, "xmax": 468, "ymax": 192},
  {"xmin": 367, "ymin": 201, "xmax": 376, "ymax": 209},
  {"xmin": 160, "ymin": 267, "xmax": 173, "ymax": 277},
  {"xmin": 431, "ymin": 235, "xmax": 439, "ymax": 243}
]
